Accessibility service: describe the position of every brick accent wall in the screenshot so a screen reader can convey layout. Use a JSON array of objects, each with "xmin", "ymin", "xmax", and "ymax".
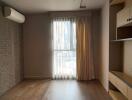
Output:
[{"xmin": 0, "ymin": 7, "xmax": 23, "ymax": 96}]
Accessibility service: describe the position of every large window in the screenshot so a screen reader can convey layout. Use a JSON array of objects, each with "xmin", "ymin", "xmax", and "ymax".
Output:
[{"xmin": 52, "ymin": 18, "xmax": 76, "ymax": 79}]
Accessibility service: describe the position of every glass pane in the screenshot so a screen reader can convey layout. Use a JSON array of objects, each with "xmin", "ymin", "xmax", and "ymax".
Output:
[
  {"xmin": 53, "ymin": 21, "xmax": 71, "ymax": 50},
  {"xmin": 53, "ymin": 19, "xmax": 76, "ymax": 79},
  {"xmin": 53, "ymin": 51, "xmax": 76, "ymax": 78}
]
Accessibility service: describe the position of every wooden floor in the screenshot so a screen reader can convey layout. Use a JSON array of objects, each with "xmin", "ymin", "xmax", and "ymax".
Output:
[{"xmin": 0, "ymin": 80, "xmax": 112, "ymax": 100}]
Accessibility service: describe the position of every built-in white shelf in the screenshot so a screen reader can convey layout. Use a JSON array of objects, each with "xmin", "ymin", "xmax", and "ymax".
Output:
[
  {"xmin": 109, "ymin": 71, "xmax": 132, "ymax": 100},
  {"xmin": 109, "ymin": 90, "xmax": 127, "ymax": 100},
  {"xmin": 111, "ymin": 38, "xmax": 132, "ymax": 42}
]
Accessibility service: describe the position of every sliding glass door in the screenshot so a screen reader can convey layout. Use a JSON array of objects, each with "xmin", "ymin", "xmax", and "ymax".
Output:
[{"xmin": 52, "ymin": 18, "xmax": 76, "ymax": 79}]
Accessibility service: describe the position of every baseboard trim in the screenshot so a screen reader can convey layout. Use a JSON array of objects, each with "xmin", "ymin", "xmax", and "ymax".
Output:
[{"xmin": 24, "ymin": 76, "xmax": 52, "ymax": 80}]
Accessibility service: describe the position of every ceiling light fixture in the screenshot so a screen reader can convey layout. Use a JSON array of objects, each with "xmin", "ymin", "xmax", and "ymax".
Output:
[{"xmin": 80, "ymin": 0, "xmax": 87, "ymax": 8}]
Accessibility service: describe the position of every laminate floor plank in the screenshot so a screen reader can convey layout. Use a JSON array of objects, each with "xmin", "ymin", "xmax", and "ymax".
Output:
[{"xmin": 0, "ymin": 80, "xmax": 112, "ymax": 100}]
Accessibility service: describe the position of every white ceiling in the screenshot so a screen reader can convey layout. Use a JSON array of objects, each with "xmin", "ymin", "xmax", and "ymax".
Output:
[{"xmin": 1, "ymin": 0, "xmax": 106, "ymax": 14}]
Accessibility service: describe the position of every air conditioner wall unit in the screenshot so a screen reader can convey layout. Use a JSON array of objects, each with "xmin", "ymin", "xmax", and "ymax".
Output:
[{"xmin": 4, "ymin": 7, "xmax": 25, "ymax": 23}]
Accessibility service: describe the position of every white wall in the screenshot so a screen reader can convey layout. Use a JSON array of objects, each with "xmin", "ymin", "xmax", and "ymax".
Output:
[
  {"xmin": 23, "ymin": 11, "xmax": 101, "ymax": 79},
  {"xmin": 98, "ymin": 0, "xmax": 109, "ymax": 91},
  {"xmin": 124, "ymin": 41, "xmax": 132, "ymax": 77},
  {"xmin": 23, "ymin": 14, "xmax": 52, "ymax": 79}
]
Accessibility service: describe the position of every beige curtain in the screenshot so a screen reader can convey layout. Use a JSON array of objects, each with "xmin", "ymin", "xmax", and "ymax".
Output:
[{"xmin": 76, "ymin": 16, "xmax": 95, "ymax": 80}]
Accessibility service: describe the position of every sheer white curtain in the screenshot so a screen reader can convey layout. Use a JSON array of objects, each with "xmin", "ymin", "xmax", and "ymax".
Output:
[{"xmin": 52, "ymin": 17, "xmax": 76, "ymax": 79}]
